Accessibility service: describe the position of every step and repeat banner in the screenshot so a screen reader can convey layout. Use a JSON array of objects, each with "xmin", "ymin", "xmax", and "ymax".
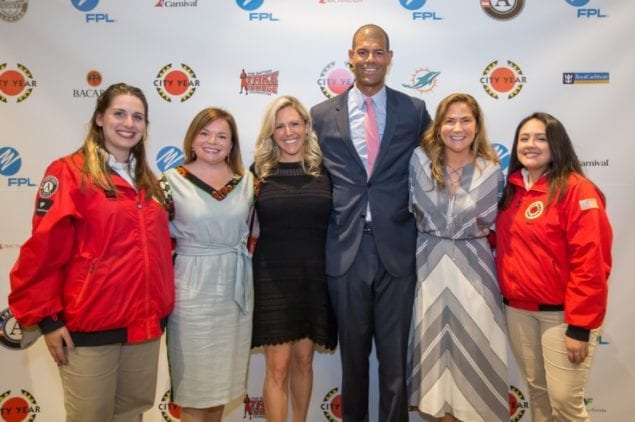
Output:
[{"xmin": 1, "ymin": 0, "xmax": 633, "ymax": 421}]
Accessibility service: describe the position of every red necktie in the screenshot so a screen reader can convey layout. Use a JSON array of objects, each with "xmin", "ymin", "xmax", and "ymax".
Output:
[{"xmin": 364, "ymin": 97, "xmax": 379, "ymax": 176}]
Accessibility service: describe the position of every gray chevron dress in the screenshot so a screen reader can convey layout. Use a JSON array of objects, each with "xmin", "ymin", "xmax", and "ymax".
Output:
[{"xmin": 407, "ymin": 148, "xmax": 508, "ymax": 422}]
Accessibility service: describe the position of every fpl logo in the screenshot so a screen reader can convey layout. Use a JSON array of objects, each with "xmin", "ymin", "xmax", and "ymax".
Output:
[
  {"xmin": 492, "ymin": 143, "xmax": 510, "ymax": 175},
  {"xmin": 0, "ymin": 147, "xmax": 36, "ymax": 187},
  {"xmin": 156, "ymin": 146, "xmax": 184, "ymax": 172},
  {"xmin": 70, "ymin": 0, "xmax": 116, "ymax": 23},
  {"xmin": 236, "ymin": 0, "xmax": 279, "ymax": 21},
  {"xmin": 399, "ymin": 0, "xmax": 442, "ymax": 21},
  {"xmin": 565, "ymin": 0, "xmax": 607, "ymax": 18}
]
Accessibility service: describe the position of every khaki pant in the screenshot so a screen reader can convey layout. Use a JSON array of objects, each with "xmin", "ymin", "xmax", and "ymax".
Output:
[
  {"xmin": 58, "ymin": 339, "xmax": 161, "ymax": 422},
  {"xmin": 505, "ymin": 306, "xmax": 597, "ymax": 422}
]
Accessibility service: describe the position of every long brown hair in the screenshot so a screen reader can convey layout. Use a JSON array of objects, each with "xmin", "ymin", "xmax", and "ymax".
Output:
[
  {"xmin": 421, "ymin": 92, "xmax": 498, "ymax": 190},
  {"xmin": 499, "ymin": 112, "xmax": 585, "ymax": 209},
  {"xmin": 79, "ymin": 82, "xmax": 160, "ymax": 199}
]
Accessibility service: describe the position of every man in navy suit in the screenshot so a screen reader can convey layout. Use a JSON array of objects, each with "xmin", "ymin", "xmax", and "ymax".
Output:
[{"xmin": 311, "ymin": 24, "xmax": 431, "ymax": 422}]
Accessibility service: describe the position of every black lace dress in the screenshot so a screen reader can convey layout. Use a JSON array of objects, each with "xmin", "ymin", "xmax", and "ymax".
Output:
[{"xmin": 251, "ymin": 162, "xmax": 337, "ymax": 350}]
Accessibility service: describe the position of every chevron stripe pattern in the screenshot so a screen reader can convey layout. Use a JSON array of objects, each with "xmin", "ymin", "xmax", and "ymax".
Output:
[{"xmin": 407, "ymin": 149, "xmax": 509, "ymax": 421}]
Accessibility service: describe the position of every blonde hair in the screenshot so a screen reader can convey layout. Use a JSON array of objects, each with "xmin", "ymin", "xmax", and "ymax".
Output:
[
  {"xmin": 254, "ymin": 95, "xmax": 322, "ymax": 180},
  {"xmin": 79, "ymin": 82, "xmax": 160, "ymax": 200},
  {"xmin": 421, "ymin": 92, "xmax": 498, "ymax": 190}
]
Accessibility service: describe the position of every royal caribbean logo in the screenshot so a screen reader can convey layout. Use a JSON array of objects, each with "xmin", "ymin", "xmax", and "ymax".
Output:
[
  {"xmin": 70, "ymin": 0, "xmax": 116, "ymax": 23},
  {"xmin": 235, "ymin": 0, "xmax": 279, "ymax": 21},
  {"xmin": 0, "ymin": 389, "xmax": 41, "ymax": 421},
  {"xmin": 481, "ymin": 59, "xmax": 526, "ymax": 100},
  {"xmin": 73, "ymin": 69, "xmax": 106, "ymax": 98},
  {"xmin": 481, "ymin": 0, "xmax": 525, "ymax": 20},
  {"xmin": 0, "ymin": 0, "xmax": 28, "ymax": 22},
  {"xmin": 238, "ymin": 69, "xmax": 279, "ymax": 96},
  {"xmin": 156, "ymin": 146, "xmax": 184, "ymax": 172},
  {"xmin": 399, "ymin": 0, "xmax": 442, "ymax": 21},
  {"xmin": 563, "ymin": 72, "xmax": 609, "ymax": 85},
  {"xmin": 509, "ymin": 385, "xmax": 529, "ymax": 421},
  {"xmin": 565, "ymin": 0, "xmax": 607, "ymax": 18},
  {"xmin": 321, "ymin": 387, "xmax": 342, "ymax": 422},
  {"xmin": 0, "ymin": 63, "xmax": 36, "ymax": 103},
  {"xmin": 317, "ymin": 62, "xmax": 353, "ymax": 99},
  {"xmin": 402, "ymin": 68, "xmax": 440, "ymax": 95},
  {"xmin": 154, "ymin": 63, "xmax": 200, "ymax": 103},
  {"xmin": 155, "ymin": 0, "xmax": 199, "ymax": 7},
  {"xmin": 492, "ymin": 143, "xmax": 510, "ymax": 175}
]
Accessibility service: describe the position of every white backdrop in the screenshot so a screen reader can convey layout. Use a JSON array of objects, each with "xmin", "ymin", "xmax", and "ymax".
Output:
[{"xmin": 1, "ymin": 1, "xmax": 634, "ymax": 421}]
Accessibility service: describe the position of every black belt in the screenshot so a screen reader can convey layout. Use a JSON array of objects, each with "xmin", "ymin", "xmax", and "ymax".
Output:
[
  {"xmin": 363, "ymin": 221, "xmax": 373, "ymax": 233},
  {"xmin": 503, "ymin": 298, "xmax": 564, "ymax": 312}
]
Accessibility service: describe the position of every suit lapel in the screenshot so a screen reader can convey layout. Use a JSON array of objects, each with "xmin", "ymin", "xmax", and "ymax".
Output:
[
  {"xmin": 371, "ymin": 87, "xmax": 399, "ymax": 179},
  {"xmin": 334, "ymin": 92, "xmax": 365, "ymax": 171}
]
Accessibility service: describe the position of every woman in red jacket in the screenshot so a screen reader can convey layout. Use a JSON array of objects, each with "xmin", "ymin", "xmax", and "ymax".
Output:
[
  {"xmin": 9, "ymin": 83, "xmax": 174, "ymax": 422},
  {"xmin": 496, "ymin": 112, "xmax": 612, "ymax": 422}
]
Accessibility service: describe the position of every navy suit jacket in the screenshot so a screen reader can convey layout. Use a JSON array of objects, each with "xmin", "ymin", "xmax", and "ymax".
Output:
[{"xmin": 311, "ymin": 87, "xmax": 431, "ymax": 277}]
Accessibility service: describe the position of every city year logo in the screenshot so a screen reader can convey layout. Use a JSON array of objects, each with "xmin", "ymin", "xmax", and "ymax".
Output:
[
  {"xmin": 154, "ymin": 63, "xmax": 199, "ymax": 103},
  {"xmin": 0, "ymin": 0, "xmax": 28, "ymax": 22},
  {"xmin": 492, "ymin": 143, "xmax": 510, "ymax": 175},
  {"xmin": 0, "ymin": 147, "xmax": 36, "ymax": 188},
  {"xmin": 0, "ymin": 63, "xmax": 36, "ymax": 103},
  {"xmin": 481, "ymin": 59, "xmax": 526, "ymax": 100},
  {"xmin": 155, "ymin": 0, "xmax": 199, "ymax": 7},
  {"xmin": 238, "ymin": 69, "xmax": 279, "ymax": 96},
  {"xmin": 317, "ymin": 62, "xmax": 353, "ymax": 99},
  {"xmin": 156, "ymin": 146, "xmax": 185, "ymax": 172},
  {"xmin": 321, "ymin": 387, "xmax": 342, "ymax": 422},
  {"xmin": 481, "ymin": 0, "xmax": 525, "ymax": 20},
  {"xmin": 563, "ymin": 72, "xmax": 609, "ymax": 85},
  {"xmin": 70, "ymin": 0, "xmax": 116, "ymax": 23},
  {"xmin": 73, "ymin": 70, "xmax": 106, "ymax": 98},
  {"xmin": 158, "ymin": 390, "xmax": 180, "ymax": 422},
  {"xmin": 399, "ymin": 0, "xmax": 442, "ymax": 21},
  {"xmin": 236, "ymin": 0, "xmax": 279, "ymax": 21},
  {"xmin": 509, "ymin": 385, "xmax": 529, "ymax": 421},
  {"xmin": 565, "ymin": 0, "xmax": 607, "ymax": 18},
  {"xmin": 0, "ymin": 390, "xmax": 41, "ymax": 421},
  {"xmin": 525, "ymin": 201, "xmax": 544, "ymax": 220},
  {"xmin": 402, "ymin": 67, "xmax": 440, "ymax": 94}
]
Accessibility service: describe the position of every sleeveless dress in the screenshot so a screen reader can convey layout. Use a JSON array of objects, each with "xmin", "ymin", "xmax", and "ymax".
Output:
[
  {"xmin": 162, "ymin": 166, "xmax": 254, "ymax": 408},
  {"xmin": 251, "ymin": 162, "xmax": 337, "ymax": 350},
  {"xmin": 407, "ymin": 149, "xmax": 509, "ymax": 421}
]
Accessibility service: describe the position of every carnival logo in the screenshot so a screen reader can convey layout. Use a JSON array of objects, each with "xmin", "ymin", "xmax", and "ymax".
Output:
[
  {"xmin": 154, "ymin": 63, "xmax": 199, "ymax": 103},
  {"xmin": 73, "ymin": 70, "xmax": 106, "ymax": 98},
  {"xmin": 0, "ymin": 63, "xmax": 36, "ymax": 103},
  {"xmin": 321, "ymin": 387, "xmax": 342, "ymax": 422},
  {"xmin": 156, "ymin": 146, "xmax": 184, "ymax": 172},
  {"xmin": 238, "ymin": 69, "xmax": 279, "ymax": 96},
  {"xmin": 481, "ymin": 0, "xmax": 525, "ymax": 20},
  {"xmin": 317, "ymin": 62, "xmax": 353, "ymax": 99},
  {"xmin": 0, "ymin": 0, "xmax": 28, "ymax": 22},
  {"xmin": 155, "ymin": 0, "xmax": 199, "ymax": 8},
  {"xmin": 0, "ymin": 389, "xmax": 41, "ymax": 420},
  {"xmin": 509, "ymin": 385, "xmax": 529, "ymax": 421},
  {"xmin": 563, "ymin": 72, "xmax": 609, "ymax": 85},
  {"xmin": 402, "ymin": 68, "xmax": 440, "ymax": 95},
  {"xmin": 492, "ymin": 143, "xmax": 510, "ymax": 175},
  {"xmin": 480, "ymin": 60, "xmax": 526, "ymax": 100},
  {"xmin": 158, "ymin": 390, "xmax": 181, "ymax": 421}
]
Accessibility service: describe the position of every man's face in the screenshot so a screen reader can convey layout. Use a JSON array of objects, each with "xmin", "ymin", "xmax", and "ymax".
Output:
[{"xmin": 348, "ymin": 30, "xmax": 393, "ymax": 96}]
